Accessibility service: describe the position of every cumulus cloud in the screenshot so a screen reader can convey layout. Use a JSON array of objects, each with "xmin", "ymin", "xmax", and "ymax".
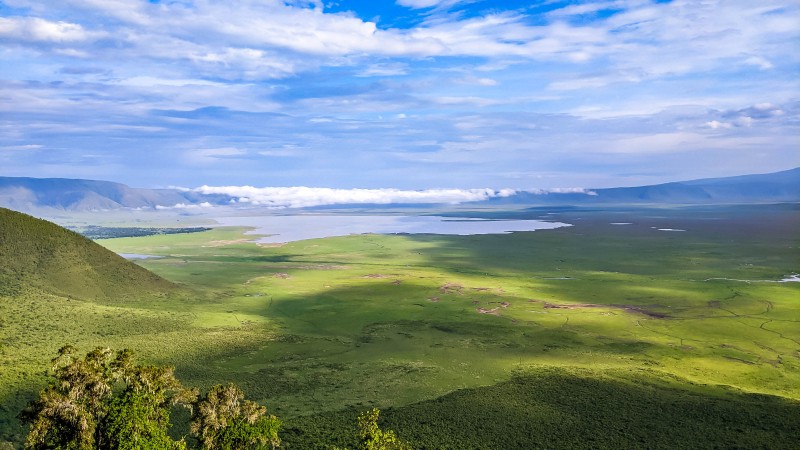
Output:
[
  {"xmin": 4, "ymin": 0, "xmax": 797, "ymax": 85},
  {"xmin": 1, "ymin": 1, "xmax": 798, "ymax": 188}
]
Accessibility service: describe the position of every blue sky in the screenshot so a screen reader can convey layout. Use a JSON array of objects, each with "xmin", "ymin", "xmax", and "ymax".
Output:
[{"xmin": 0, "ymin": 0, "xmax": 798, "ymax": 193}]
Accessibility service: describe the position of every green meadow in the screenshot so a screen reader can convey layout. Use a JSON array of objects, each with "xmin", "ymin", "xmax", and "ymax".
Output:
[{"xmin": 2, "ymin": 204, "xmax": 799, "ymax": 447}]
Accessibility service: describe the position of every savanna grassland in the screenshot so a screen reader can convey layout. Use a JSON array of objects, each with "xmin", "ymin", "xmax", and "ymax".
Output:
[{"xmin": 1, "ymin": 204, "xmax": 799, "ymax": 447}]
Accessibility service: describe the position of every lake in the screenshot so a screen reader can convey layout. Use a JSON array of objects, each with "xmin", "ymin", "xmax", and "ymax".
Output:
[
  {"xmin": 118, "ymin": 253, "xmax": 163, "ymax": 260},
  {"xmin": 212, "ymin": 214, "xmax": 571, "ymax": 244}
]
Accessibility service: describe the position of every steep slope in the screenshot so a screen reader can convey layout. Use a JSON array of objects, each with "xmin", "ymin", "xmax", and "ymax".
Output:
[{"xmin": 0, "ymin": 207, "xmax": 176, "ymax": 299}]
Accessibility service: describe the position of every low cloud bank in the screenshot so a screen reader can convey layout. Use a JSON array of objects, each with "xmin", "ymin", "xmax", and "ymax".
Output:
[
  {"xmin": 188, "ymin": 185, "xmax": 594, "ymax": 208},
  {"xmin": 154, "ymin": 202, "xmax": 214, "ymax": 210}
]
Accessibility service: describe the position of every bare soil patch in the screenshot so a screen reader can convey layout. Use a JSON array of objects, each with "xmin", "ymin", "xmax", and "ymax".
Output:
[
  {"xmin": 271, "ymin": 264, "xmax": 347, "ymax": 270},
  {"xmin": 439, "ymin": 283, "xmax": 464, "ymax": 295},
  {"xmin": 203, "ymin": 238, "xmax": 253, "ymax": 247},
  {"xmin": 476, "ymin": 302, "xmax": 510, "ymax": 315}
]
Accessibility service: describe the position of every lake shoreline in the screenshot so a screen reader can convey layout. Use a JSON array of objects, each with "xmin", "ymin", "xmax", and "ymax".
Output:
[{"xmin": 211, "ymin": 214, "xmax": 571, "ymax": 244}]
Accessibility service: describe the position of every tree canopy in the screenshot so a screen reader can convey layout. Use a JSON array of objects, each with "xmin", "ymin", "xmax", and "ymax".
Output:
[
  {"xmin": 356, "ymin": 408, "xmax": 410, "ymax": 450},
  {"xmin": 20, "ymin": 347, "xmax": 281, "ymax": 450},
  {"xmin": 191, "ymin": 383, "xmax": 281, "ymax": 450},
  {"xmin": 20, "ymin": 346, "xmax": 416, "ymax": 450}
]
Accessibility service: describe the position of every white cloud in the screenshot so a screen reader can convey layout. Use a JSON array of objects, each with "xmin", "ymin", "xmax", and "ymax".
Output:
[
  {"xmin": 0, "ymin": 16, "xmax": 100, "ymax": 42},
  {"xmin": 0, "ymin": 144, "xmax": 43, "ymax": 151},
  {"xmin": 258, "ymin": 144, "xmax": 305, "ymax": 157},
  {"xmin": 396, "ymin": 0, "xmax": 462, "ymax": 9},
  {"xmin": 744, "ymin": 56, "xmax": 774, "ymax": 70},
  {"xmin": 706, "ymin": 120, "xmax": 732, "ymax": 129},
  {"xmin": 432, "ymin": 96, "xmax": 500, "ymax": 107},
  {"xmin": 357, "ymin": 63, "xmax": 408, "ymax": 77},
  {"xmin": 155, "ymin": 201, "xmax": 213, "ymax": 210},
  {"xmin": 188, "ymin": 185, "xmax": 602, "ymax": 208},
  {"xmin": 548, "ymin": 76, "xmax": 618, "ymax": 92},
  {"xmin": 454, "ymin": 75, "xmax": 498, "ymax": 86},
  {"xmin": 192, "ymin": 185, "xmax": 518, "ymax": 208},
  {"xmin": 186, "ymin": 147, "xmax": 248, "ymax": 165},
  {"xmin": 1, "ymin": 1, "xmax": 797, "ymax": 189},
  {"xmin": 546, "ymin": 1, "xmax": 621, "ymax": 18},
  {"xmin": 114, "ymin": 76, "xmax": 229, "ymax": 88},
  {"xmin": 4, "ymin": 0, "xmax": 796, "ymax": 84},
  {"xmin": 605, "ymin": 132, "xmax": 706, "ymax": 154}
]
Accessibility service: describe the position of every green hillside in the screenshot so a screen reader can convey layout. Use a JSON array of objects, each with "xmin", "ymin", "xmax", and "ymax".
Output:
[
  {"xmin": 1, "ymin": 204, "xmax": 798, "ymax": 447},
  {"xmin": 0, "ymin": 207, "xmax": 175, "ymax": 300},
  {"xmin": 0, "ymin": 208, "xmax": 186, "ymax": 444}
]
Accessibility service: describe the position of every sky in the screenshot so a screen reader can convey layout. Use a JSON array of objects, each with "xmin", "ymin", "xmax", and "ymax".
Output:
[{"xmin": 1, "ymin": 0, "xmax": 798, "ymax": 194}]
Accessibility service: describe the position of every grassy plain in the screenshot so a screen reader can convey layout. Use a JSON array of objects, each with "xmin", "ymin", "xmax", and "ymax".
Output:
[{"xmin": 2, "ymin": 204, "xmax": 799, "ymax": 446}]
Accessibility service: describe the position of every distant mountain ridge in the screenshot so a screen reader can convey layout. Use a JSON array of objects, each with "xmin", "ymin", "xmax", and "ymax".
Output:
[
  {"xmin": 489, "ymin": 168, "xmax": 800, "ymax": 205},
  {"xmin": 0, "ymin": 177, "xmax": 233, "ymax": 212},
  {"xmin": 0, "ymin": 168, "xmax": 797, "ymax": 212}
]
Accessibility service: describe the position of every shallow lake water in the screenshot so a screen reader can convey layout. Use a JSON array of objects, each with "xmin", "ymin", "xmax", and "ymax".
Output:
[
  {"xmin": 118, "ymin": 253, "xmax": 162, "ymax": 259},
  {"xmin": 212, "ymin": 214, "xmax": 571, "ymax": 244}
]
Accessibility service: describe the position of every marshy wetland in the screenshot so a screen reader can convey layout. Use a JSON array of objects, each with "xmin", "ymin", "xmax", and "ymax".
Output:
[{"xmin": 1, "ymin": 204, "xmax": 799, "ymax": 447}]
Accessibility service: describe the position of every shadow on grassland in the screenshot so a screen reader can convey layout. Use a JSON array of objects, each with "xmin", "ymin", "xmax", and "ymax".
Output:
[
  {"xmin": 282, "ymin": 367, "xmax": 800, "ymax": 449},
  {"xmin": 407, "ymin": 204, "xmax": 800, "ymax": 280},
  {"xmin": 3, "ymin": 205, "xmax": 798, "ymax": 446}
]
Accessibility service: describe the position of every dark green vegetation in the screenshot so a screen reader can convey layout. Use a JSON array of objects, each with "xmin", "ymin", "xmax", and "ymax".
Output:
[
  {"xmin": 347, "ymin": 408, "xmax": 410, "ymax": 450},
  {"xmin": 2, "ymin": 203, "xmax": 799, "ymax": 447},
  {"xmin": 22, "ymin": 346, "xmax": 280, "ymax": 450},
  {"xmin": 192, "ymin": 383, "xmax": 281, "ymax": 449},
  {"xmin": 23, "ymin": 346, "xmax": 194, "ymax": 450},
  {"xmin": 70, "ymin": 226, "xmax": 211, "ymax": 240},
  {"xmin": 285, "ymin": 368, "xmax": 800, "ymax": 449}
]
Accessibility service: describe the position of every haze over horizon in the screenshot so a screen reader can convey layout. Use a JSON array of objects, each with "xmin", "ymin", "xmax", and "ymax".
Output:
[{"xmin": 1, "ymin": 0, "xmax": 798, "ymax": 191}]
